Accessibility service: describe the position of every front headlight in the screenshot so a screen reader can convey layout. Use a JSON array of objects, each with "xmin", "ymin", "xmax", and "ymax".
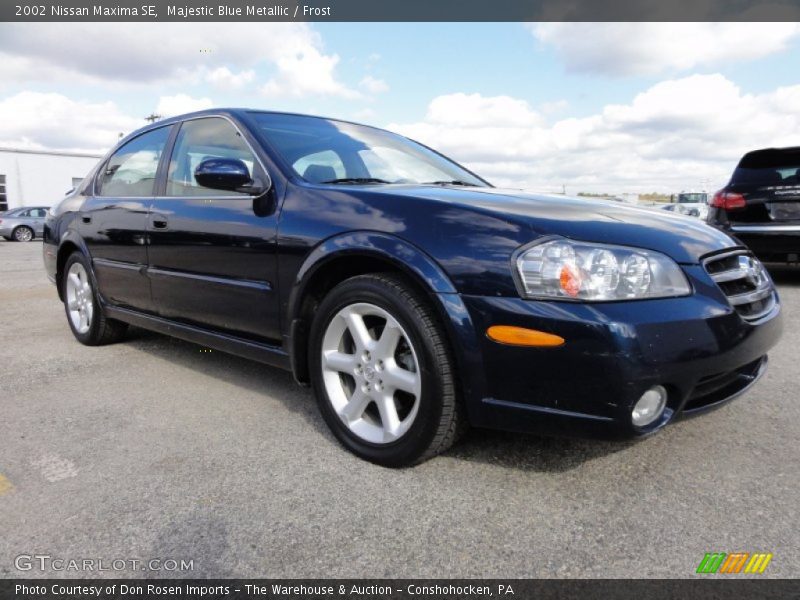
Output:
[{"xmin": 514, "ymin": 238, "xmax": 691, "ymax": 301}]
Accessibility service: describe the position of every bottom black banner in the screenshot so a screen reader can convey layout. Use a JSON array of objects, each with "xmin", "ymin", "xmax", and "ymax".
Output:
[{"xmin": 1, "ymin": 579, "xmax": 799, "ymax": 600}]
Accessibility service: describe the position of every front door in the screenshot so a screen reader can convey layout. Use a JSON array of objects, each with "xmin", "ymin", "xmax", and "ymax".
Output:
[
  {"xmin": 80, "ymin": 125, "xmax": 172, "ymax": 312},
  {"xmin": 18, "ymin": 207, "xmax": 47, "ymax": 235},
  {"xmin": 147, "ymin": 116, "xmax": 280, "ymax": 342}
]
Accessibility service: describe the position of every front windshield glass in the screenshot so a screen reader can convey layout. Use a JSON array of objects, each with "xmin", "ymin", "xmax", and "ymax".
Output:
[
  {"xmin": 250, "ymin": 112, "xmax": 488, "ymax": 187},
  {"xmin": 677, "ymin": 193, "xmax": 706, "ymax": 203}
]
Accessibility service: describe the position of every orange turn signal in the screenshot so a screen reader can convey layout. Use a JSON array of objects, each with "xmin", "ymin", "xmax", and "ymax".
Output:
[{"xmin": 486, "ymin": 325, "xmax": 565, "ymax": 347}]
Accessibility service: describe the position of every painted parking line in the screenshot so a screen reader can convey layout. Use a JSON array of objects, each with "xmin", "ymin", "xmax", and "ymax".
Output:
[
  {"xmin": 0, "ymin": 474, "xmax": 14, "ymax": 496},
  {"xmin": 31, "ymin": 454, "xmax": 78, "ymax": 482}
]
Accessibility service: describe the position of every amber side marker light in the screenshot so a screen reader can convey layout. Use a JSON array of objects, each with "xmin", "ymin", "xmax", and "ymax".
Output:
[{"xmin": 486, "ymin": 325, "xmax": 565, "ymax": 347}]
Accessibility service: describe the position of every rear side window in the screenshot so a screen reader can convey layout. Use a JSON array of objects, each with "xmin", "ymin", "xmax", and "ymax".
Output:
[
  {"xmin": 166, "ymin": 117, "xmax": 258, "ymax": 197},
  {"xmin": 98, "ymin": 126, "xmax": 171, "ymax": 197},
  {"xmin": 731, "ymin": 149, "xmax": 800, "ymax": 186}
]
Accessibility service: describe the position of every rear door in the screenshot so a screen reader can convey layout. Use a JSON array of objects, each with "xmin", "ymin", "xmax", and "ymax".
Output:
[
  {"xmin": 29, "ymin": 207, "xmax": 47, "ymax": 235},
  {"xmin": 80, "ymin": 125, "xmax": 172, "ymax": 312},
  {"xmin": 146, "ymin": 116, "xmax": 280, "ymax": 342}
]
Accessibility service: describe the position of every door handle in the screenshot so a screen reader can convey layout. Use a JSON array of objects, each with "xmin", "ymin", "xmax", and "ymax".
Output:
[
  {"xmin": 152, "ymin": 218, "xmax": 168, "ymax": 229},
  {"xmin": 81, "ymin": 216, "xmax": 92, "ymax": 224}
]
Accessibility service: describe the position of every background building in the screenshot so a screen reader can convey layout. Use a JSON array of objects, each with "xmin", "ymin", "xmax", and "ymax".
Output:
[{"xmin": 0, "ymin": 147, "xmax": 102, "ymax": 211}]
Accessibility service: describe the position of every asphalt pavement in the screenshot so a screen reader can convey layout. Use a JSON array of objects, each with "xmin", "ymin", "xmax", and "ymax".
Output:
[{"xmin": 0, "ymin": 240, "xmax": 797, "ymax": 578}]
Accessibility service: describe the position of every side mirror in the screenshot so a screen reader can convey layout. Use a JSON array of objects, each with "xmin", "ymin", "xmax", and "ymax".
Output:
[{"xmin": 194, "ymin": 158, "xmax": 253, "ymax": 192}]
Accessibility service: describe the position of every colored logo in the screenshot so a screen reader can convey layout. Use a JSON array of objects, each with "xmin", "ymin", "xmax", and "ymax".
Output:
[{"xmin": 696, "ymin": 552, "xmax": 773, "ymax": 574}]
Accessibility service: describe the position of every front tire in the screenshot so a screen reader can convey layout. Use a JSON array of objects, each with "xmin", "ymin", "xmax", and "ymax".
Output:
[
  {"xmin": 62, "ymin": 252, "xmax": 128, "ymax": 345},
  {"xmin": 13, "ymin": 226, "xmax": 34, "ymax": 242},
  {"xmin": 309, "ymin": 274, "xmax": 465, "ymax": 467}
]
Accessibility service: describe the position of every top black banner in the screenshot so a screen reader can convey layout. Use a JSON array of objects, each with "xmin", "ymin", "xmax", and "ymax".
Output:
[{"xmin": 3, "ymin": 0, "xmax": 800, "ymax": 22}]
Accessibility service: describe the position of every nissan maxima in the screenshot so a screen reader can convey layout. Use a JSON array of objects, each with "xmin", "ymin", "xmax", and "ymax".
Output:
[{"xmin": 43, "ymin": 110, "xmax": 782, "ymax": 466}]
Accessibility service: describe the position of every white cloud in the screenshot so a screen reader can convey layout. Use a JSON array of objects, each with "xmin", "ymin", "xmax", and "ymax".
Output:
[
  {"xmin": 352, "ymin": 107, "xmax": 377, "ymax": 122},
  {"xmin": 539, "ymin": 99, "xmax": 569, "ymax": 115},
  {"xmin": 0, "ymin": 92, "xmax": 218, "ymax": 152},
  {"xmin": 388, "ymin": 75, "xmax": 800, "ymax": 193},
  {"xmin": 359, "ymin": 75, "xmax": 389, "ymax": 94},
  {"xmin": 205, "ymin": 67, "xmax": 256, "ymax": 90},
  {"xmin": 261, "ymin": 46, "xmax": 358, "ymax": 99},
  {"xmin": 0, "ymin": 23, "xmax": 356, "ymax": 99},
  {"xmin": 531, "ymin": 23, "xmax": 800, "ymax": 76},
  {"xmin": 426, "ymin": 93, "xmax": 543, "ymax": 128},
  {"xmin": 0, "ymin": 92, "xmax": 140, "ymax": 153},
  {"xmin": 155, "ymin": 94, "xmax": 214, "ymax": 117}
]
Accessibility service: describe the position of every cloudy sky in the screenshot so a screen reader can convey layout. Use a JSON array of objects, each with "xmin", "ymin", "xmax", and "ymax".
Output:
[{"xmin": 1, "ymin": 22, "xmax": 800, "ymax": 193}]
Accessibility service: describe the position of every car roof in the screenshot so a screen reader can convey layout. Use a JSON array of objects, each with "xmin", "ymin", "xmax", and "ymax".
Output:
[
  {"xmin": 120, "ymin": 108, "xmax": 388, "ymax": 147},
  {"xmin": 738, "ymin": 146, "xmax": 800, "ymax": 169}
]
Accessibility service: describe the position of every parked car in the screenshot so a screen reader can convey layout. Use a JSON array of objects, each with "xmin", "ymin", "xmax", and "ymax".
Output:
[
  {"xmin": 708, "ymin": 147, "xmax": 800, "ymax": 263},
  {"xmin": 665, "ymin": 192, "xmax": 709, "ymax": 219},
  {"xmin": 43, "ymin": 110, "xmax": 782, "ymax": 466},
  {"xmin": 1, "ymin": 206, "xmax": 49, "ymax": 241},
  {"xmin": 659, "ymin": 203, "xmax": 697, "ymax": 216}
]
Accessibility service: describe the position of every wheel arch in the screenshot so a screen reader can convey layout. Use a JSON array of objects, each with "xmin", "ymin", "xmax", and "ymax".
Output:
[
  {"xmin": 286, "ymin": 232, "xmax": 482, "ymax": 410},
  {"xmin": 55, "ymin": 233, "xmax": 91, "ymax": 301}
]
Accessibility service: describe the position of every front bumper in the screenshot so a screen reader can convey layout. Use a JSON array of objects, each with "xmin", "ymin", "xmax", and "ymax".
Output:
[{"xmin": 457, "ymin": 265, "xmax": 782, "ymax": 438}]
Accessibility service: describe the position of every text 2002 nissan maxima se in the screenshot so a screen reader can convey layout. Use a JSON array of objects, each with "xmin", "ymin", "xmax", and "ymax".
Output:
[{"xmin": 43, "ymin": 110, "xmax": 782, "ymax": 466}]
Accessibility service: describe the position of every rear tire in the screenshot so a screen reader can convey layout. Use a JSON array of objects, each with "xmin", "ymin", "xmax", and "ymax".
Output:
[
  {"xmin": 13, "ymin": 226, "xmax": 34, "ymax": 242},
  {"xmin": 62, "ymin": 251, "xmax": 128, "ymax": 345},
  {"xmin": 309, "ymin": 273, "xmax": 465, "ymax": 467}
]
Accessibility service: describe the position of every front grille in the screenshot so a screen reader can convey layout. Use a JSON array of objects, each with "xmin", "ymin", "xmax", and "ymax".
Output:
[{"xmin": 703, "ymin": 250, "xmax": 776, "ymax": 321}]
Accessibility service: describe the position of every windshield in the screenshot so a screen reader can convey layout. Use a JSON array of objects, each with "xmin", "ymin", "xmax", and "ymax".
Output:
[
  {"xmin": 676, "ymin": 193, "xmax": 707, "ymax": 203},
  {"xmin": 250, "ymin": 112, "xmax": 488, "ymax": 187}
]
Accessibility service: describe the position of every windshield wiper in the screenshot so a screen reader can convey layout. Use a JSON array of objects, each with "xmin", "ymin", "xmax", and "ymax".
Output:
[
  {"xmin": 321, "ymin": 178, "xmax": 391, "ymax": 185},
  {"xmin": 424, "ymin": 180, "xmax": 479, "ymax": 187}
]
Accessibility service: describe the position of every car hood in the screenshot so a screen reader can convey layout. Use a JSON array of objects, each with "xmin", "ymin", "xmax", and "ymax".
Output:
[{"xmin": 361, "ymin": 185, "xmax": 739, "ymax": 264}]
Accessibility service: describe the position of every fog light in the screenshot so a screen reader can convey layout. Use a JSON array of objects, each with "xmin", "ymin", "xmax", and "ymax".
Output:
[{"xmin": 631, "ymin": 385, "xmax": 667, "ymax": 427}]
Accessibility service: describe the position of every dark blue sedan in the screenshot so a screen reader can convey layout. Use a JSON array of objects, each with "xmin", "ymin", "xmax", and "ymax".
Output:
[{"xmin": 43, "ymin": 109, "xmax": 782, "ymax": 466}]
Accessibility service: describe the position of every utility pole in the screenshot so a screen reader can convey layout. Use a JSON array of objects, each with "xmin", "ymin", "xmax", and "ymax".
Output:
[{"xmin": 144, "ymin": 113, "xmax": 162, "ymax": 123}]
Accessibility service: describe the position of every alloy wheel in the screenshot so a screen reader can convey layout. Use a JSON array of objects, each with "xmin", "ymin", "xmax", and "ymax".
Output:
[
  {"xmin": 65, "ymin": 262, "xmax": 94, "ymax": 334},
  {"xmin": 14, "ymin": 227, "xmax": 33, "ymax": 242},
  {"xmin": 320, "ymin": 302, "xmax": 422, "ymax": 444}
]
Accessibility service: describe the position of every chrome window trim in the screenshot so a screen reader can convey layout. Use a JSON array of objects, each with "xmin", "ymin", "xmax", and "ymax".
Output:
[
  {"xmin": 161, "ymin": 114, "xmax": 272, "ymax": 199},
  {"xmin": 91, "ymin": 114, "xmax": 272, "ymax": 200}
]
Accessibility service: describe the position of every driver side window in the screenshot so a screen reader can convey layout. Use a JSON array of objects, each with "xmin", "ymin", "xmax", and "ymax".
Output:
[{"xmin": 167, "ymin": 118, "xmax": 257, "ymax": 197}]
